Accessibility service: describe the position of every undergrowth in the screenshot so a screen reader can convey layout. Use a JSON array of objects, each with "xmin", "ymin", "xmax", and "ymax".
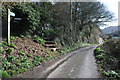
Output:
[
  {"xmin": 94, "ymin": 39, "xmax": 120, "ymax": 79},
  {"xmin": 0, "ymin": 36, "xmax": 92, "ymax": 78}
]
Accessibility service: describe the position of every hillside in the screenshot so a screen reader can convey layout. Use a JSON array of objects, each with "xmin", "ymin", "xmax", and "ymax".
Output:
[
  {"xmin": 0, "ymin": 36, "xmax": 60, "ymax": 78},
  {"xmin": 0, "ymin": 35, "xmax": 92, "ymax": 78},
  {"xmin": 101, "ymin": 26, "xmax": 119, "ymax": 36}
]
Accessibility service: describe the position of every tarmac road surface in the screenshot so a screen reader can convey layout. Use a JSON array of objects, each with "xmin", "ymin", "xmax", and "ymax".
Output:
[{"xmin": 47, "ymin": 46, "xmax": 99, "ymax": 78}]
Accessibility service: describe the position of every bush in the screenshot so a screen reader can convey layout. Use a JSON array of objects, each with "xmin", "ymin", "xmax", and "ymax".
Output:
[
  {"xmin": 95, "ymin": 53, "xmax": 105, "ymax": 60},
  {"xmin": 11, "ymin": 3, "xmax": 41, "ymax": 34},
  {"xmin": 102, "ymin": 39, "xmax": 120, "ymax": 59},
  {"xmin": 94, "ymin": 47, "xmax": 104, "ymax": 56},
  {"xmin": 94, "ymin": 39, "xmax": 120, "ymax": 79},
  {"xmin": 11, "ymin": 2, "xmax": 54, "ymax": 35}
]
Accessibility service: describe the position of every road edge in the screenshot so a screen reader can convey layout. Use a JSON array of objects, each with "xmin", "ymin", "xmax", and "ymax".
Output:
[{"xmin": 14, "ymin": 45, "xmax": 97, "ymax": 78}]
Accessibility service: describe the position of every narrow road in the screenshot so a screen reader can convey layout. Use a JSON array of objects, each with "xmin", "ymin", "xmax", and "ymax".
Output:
[{"xmin": 47, "ymin": 46, "xmax": 99, "ymax": 78}]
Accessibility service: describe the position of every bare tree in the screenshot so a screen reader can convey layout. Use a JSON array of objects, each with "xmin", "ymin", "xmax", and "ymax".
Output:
[
  {"xmin": 72, "ymin": 2, "xmax": 114, "ymax": 31},
  {"xmin": 50, "ymin": 2, "xmax": 114, "ymax": 45}
]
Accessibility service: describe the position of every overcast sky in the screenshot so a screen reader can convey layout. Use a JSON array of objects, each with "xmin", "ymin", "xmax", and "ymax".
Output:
[{"xmin": 98, "ymin": 0, "xmax": 119, "ymax": 29}]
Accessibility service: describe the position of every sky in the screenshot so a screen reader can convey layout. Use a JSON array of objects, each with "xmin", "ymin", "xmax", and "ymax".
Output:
[{"xmin": 98, "ymin": 0, "xmax": 120, "ymax": 29}]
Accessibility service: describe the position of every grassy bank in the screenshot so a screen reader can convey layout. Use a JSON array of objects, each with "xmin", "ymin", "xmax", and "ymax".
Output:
[
  {"xmin": 94, "ymin": 39, "xmax": 120, "ymax": 79},
  {"xmin": 0, "ymin": 36, "xmax": 92, "ymax": 78}
]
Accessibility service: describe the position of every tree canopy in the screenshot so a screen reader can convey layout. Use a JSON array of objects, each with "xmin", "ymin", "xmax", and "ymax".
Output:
[{"xmin": 2, "ymin": 2, "xmax": 114, "ymax": 45}]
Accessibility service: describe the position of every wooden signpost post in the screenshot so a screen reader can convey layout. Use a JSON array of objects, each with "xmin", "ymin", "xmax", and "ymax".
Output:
[
  {"xmin": 7, "ymin": 9, "xmax": 15, "ymax": 44},
  {"xmin": 8, "ymin": 9, "xmax": 10, "ymax": 44}
]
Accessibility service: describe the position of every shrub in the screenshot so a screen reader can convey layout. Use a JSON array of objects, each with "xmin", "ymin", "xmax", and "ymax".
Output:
[
  {"xmin": 95, "ymin": 53, "xmax": 105, "ymax": 60},
  {"xmin": 94, "ymin": 47, "xmax": 104, "ymax": 56},
  {"xmin": 102, "ymin": 39, "xmax": 120, "ymax": 59},
  {"xmin": 11, "ymin": 2, "xmax": 54, "ymax": 35},
  {"xmin": 94, "ymin": 39, "xmax": 120, "ymax": 79},
  {"xmin": 11, "ymin": 3, "xmax": 41, "ymax": 34}
]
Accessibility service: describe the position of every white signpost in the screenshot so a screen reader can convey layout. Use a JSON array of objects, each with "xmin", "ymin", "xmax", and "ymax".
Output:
[{"xmin": 7, "ymin": 9, "xmax": 15, "ymax": 44}]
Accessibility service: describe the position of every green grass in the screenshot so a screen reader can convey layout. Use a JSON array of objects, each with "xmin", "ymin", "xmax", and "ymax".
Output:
[{"xmin": 59, "ymin": 43, "xmax": 93, "ymax": 55}]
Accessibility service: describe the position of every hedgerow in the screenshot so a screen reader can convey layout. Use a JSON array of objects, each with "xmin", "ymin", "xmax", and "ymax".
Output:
[{"xmin": 94, "ymin": 39, "xmax": 120, "ymax": 79}]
